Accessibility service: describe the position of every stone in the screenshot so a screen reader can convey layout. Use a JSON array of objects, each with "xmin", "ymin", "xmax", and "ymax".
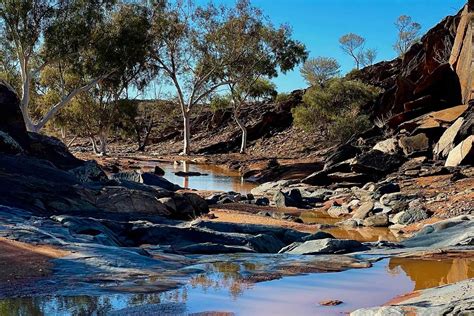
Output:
[
  {"xmin": 363, "ymin": 214, "xmax": 389, "ymax": 227},
  {"xmin": 255, "ymin": 197, "xmax": 270, "ymax": 206},
  {"xmin": 352, "ymin": 201, "xmax": 374, "ymax": 220},
  {"xmin": 112, "ymin": 171, "xmax": 181, "ymax": 191},
  {"xmin": 391, "ymin": 211, "xmax": 406, "ymax": 225},
  {"xmin": 398, "ymin": 133, "xmax": 429, "ymax": 156},
  {"xmin": 0, "ymin": 130, "xmax": 24, "ymax": 154},
  {"xmin": 250, "ymin": 180, "xmax": 296, "ymax": 196},
  {"xmin": 327, "ymin": 205, "xmax": 351, "ymax": 218},
  {"xmin": 283, "ymin": 238, "xmax": 368, "ymax": 255},
  {"xmin": 433, "ymin": 117, "xmax": 464, "ymax": 158},
  {"xmin": 352, "ymin": 150, "xmax": 404, "ymax": 175},
  {"xmin": 174, "ymin": 171, "xmax": 207, "ymax": 177},
  {"xmin": 319, "ymin": 300, "xmax": 343, "ymax": 306},
  {"xmin": 142, "ymin": 173, "xmax": 182, "ymax": 191},
  {"xmin": 0, "ymin": 81, "xmax": 29, "ymax": 147},
  {"xmin": 176, "ymin": 242, "xmax": 255, "ymax": 254},
  {"xmin": 68, "ymin": 160, "xmax": 108, "ymax": 183},
  {"xmin": 445, "ymin": 135, "xmax": 474, "ymax": 166},
  {"xmin": 158, "ymin": 197, "xmax": 177, "ymax": 213},
  {"xmin": 154, "ymin": 165, "xmax": 165, "ymax": 176},
  {"xmin": 324, "ymin": 143, "xmax": 361, "ymax": 170},
  {"xmin": 301, "ymin": 231, "xmax": 335, "ymax": 241},
  {"xmin": 374, "ymin": 182, "xmax": 400, "ymax": 196},
  {"xmin": 397, "ymin": 200, "xmax": 430, "ymax": 225},
  {"xmin": 373, "ymin": 138, "xmax": 399, "ymax": 154}
]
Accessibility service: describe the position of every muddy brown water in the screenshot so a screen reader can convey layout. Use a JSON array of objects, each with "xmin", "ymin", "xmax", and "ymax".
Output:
[
  {"xmin": 140, "ymin": 160, "xmax": 257, "ymax": 194},
  {"xmin": 0, "ymin": 257, "xmax": 472, "ymax": 315}
]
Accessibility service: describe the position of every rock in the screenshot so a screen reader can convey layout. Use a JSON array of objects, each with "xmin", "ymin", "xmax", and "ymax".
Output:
[
  {"xmin": 374, "ymin": 182, "xmax": 400, "ymax": 196},
  {"xmin": 28, "ymin": 132, "xmax": 83, "ymax": 170},
  {"xmin": 380, "ymin": 192, "xmax": 416, "ymax": 207},
  {"xmin": 402, "ymin": 215, "xmax": 474, "ymax": 248},
  {"xmin": 352, "ymin": 150, "xmax": 404, "ymax": 175},
  {"xmin": 158, "ymin": 197, "xmax": 177, "ymax": 213},
  {"xmin": 391, "ymin": 211, "xmax": 406, "ymax": 225},
  {"xmin": 433, "ymin": 117, "xmax": 464, "ymax": 158},
  {"xmin": 457, "ymin": 104, "xmax": 473, "ymax": 141},
  {"xmin": 398, "ymin": 133, "xmax": 429, "ymax": 156},
  {"xmin": 301, "ymin": 231, "xmax": 335, "ymax": 241},
  {"xmin": 352, "ymin": 201, "xmax": 374, "ymax": 220},
  {"xmin": 397, "ymin": 200, "xmax": 430, "ymax": 225},
  {"xmin": 250, "ymin": 180, "xmax": 296, "ymax": 197},
  {"xmin": 327, "ymin": 205, "xmax": 350, "ymax": 218},
  {"xmin": 445, "ymin": 135, "xmax": 474, "ymax": 166},
  {"xmin": 154, "ymin": 165, "xmax": 165, "ymax": 176},
  {"xmin": 319, "ymin": 300, "xmax": 343, "ymax": 306},
  {"xmin": 112, "ymin": 171, "xmax": 181, "ymax": 191},
  {"xmin": 273, "ymin": 190, "xmax": 305, "ymax": 208},
  {"xmin": 255, "ymin": 197, "xmax": 270, "ymax": 206},
  {"xmin": 0, "ymin": 130, "xmax": 24, "ymax": 154},
  {"xmin": 189, "ymin": 220, "xmax": 307, "ymax": 245},
  {"xmin": 363, "ymin": 214, "xmax": 389, "ymax": 227},
  {"xmin": 176, "ymin": 242, "xmax": 255, "ymax": 254},
  {"xmin": 373, "ymin": 138, "xmax": 399, "ymax": 154},
  {"xmin": 68, "ymin": 160, "xmax": 108, "ymax": 183},
  {"xmin": 283, "ymin": 238, "xmax": 369, "ymax": 255},
  {"xmin": 247, "ymin": 233, "xmax": 286, "ymax": 253},
  {"xmin": 174, "ymin": 171, "xmax": 207, "ymax": 177},
  {"xmin": 351, "ymin": 279, "xmax": 474, "ymax": 316},
  {"xmin": 0, "ymin": 81, "xmax": 29, "ymax": 147},
  {"xmin": 324, "ymin": 143, "xmax": 361, "ymax": 170}
]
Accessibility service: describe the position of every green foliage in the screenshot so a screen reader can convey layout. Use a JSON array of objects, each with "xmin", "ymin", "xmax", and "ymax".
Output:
[
  {"xmin": 292, "ymin": 78, "xmax": 381, "ymax": 142},
  {"xmin": 210, "ymin": 95, "xmax": 232, "ymax": 113},
  {"xmin": 328, "ymin": 114, "xmax": 371, "ymax": 142},
  {"xmin": 300, "ymin": 57, "xmax": 340, "ymax": 87},
  {"xmin": 275, "ymin": 92, "xmax": 292, "ymax": 103}
]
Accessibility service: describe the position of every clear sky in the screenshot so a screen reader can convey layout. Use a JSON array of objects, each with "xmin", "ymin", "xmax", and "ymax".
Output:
[{"xmin": 199, "ymin": 0, "xmax": 466, "ymax": 92}]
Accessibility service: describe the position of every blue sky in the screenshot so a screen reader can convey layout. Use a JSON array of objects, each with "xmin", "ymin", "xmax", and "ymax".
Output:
[{"xmin": 200, "ymin": 0, "xmax": 466, "ymax": 92}]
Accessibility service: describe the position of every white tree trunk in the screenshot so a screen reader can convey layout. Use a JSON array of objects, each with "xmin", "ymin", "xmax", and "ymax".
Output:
[
  {"xmin": 90, "ymin": 136, "xmax": 99, "ymax": 155},
  {"xmin": 182, "ymin": 111, "xmax": 191, "ymax": 155},
  {"xmin": 235, "ymin": 115, "xmax": 247, "ymax": 154},
  {"xmin": 98, "ymin": 131, "xmax": 108, "ymax": 156}
]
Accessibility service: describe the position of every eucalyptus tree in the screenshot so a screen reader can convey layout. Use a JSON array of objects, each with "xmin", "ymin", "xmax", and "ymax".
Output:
[
  {"xmin": 212, "ymin": 0, "xmax": 307, "ymax": 154},
  {"xmin": 0, "ymin": 0, "xmax": 150, "ymax": 133},
  {"xmin": 41, "ymin": 3, "xmax": 153, "ymax": 155},
  {"xmin": 394, "ymin": 15, "xmax": 421, "ymax": 56},
  {"xmin": 339, "ymin": 33, "xmax": 366, "ymax": 70},
  {"xmin": 300, "ymin": 57, "xmax": 340, "ymax": 88}
]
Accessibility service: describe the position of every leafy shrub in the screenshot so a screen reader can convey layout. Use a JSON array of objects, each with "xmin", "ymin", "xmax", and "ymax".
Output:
[{"xmin": 292, "ymin": 78, "xmax": 381, "ymax": 141}]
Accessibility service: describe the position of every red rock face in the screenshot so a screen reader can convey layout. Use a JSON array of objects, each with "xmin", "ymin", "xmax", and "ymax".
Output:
[{"xmin": 354, "ymin": 8, "xmax": 464, "ymax": 123}]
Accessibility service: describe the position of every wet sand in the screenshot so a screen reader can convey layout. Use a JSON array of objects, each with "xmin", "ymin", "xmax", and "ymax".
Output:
[{"xmin": 0, "ymin": 238, "xmax": 69, "ymax": 284}]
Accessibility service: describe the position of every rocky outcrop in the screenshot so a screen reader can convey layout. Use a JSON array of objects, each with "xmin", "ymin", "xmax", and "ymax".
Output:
[{"xmin": 0, "ymin": 82, "xmax": 208, "ymax": 220}]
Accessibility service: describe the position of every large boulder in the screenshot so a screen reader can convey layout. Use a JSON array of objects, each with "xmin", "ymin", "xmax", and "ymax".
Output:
[
  {"xmin": 352, "ymin": 150, "xmax": 404, "ymax": 174},
  {"xmin": 433, "ymin": 117, "xmax": 465, "ymax": 158},
  {"xmin": 69, "ymin": 160, "xmax": 109, "ymax": 183},
  {"xmin": 445, "ymin": 135, "xmax": 474, "ymax": 166},
  {"xmin": 112, "ymin": 171, "xmax": 181, "ymax": 191},
  {"xmin": 373, "ymin": 138, "xmax": 399, "ymax": 155},
  {"xmin": 0, "ymin": 81, "xmax": 29, "ymax": 147},
  {"xmin": 282, "ymin": 238, "xmax": 369, "ymax": 255},
  {"xmin": 398, "ymin": 133, "xmax": 429, "ymax": 156}
]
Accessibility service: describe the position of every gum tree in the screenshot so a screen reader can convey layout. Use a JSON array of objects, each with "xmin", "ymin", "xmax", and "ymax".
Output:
[
  {"xmin": 394, "ymin": 15, "xmax": 421, "ymax": 56},
  {"xmin": 215, "ymin": 0, "xmax": 307, "ymax": 153},
  {"xmin": 0, "ymin": 0, "xmax": 146, "ymax": 133}
]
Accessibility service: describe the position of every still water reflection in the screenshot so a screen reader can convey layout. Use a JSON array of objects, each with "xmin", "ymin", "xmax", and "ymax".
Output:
[
  {"xmin": 1, "ymin": 257, "xmax": 472, "ymax": 315},
  {"xmin": 140, "ymin": 161, "xmax": 256, "ymax": 194}
]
